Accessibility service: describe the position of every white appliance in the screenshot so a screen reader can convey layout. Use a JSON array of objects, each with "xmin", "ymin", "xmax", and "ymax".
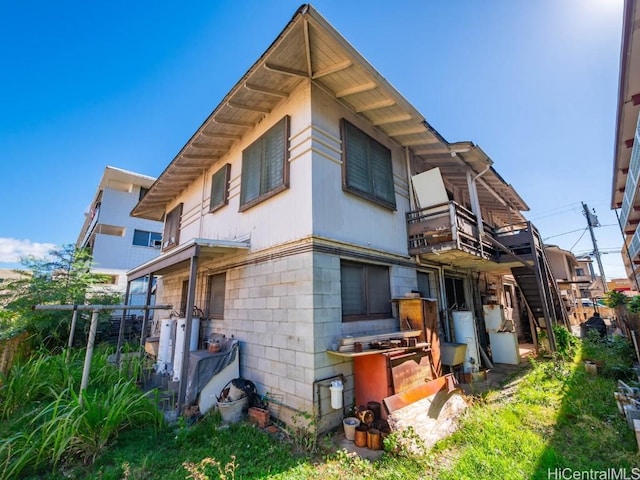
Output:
[
  {"xmin": 489, "ymin": 332, "xmax": 520, "ymax": 365},
  {"xmin": 452, "ymin": 311, "xmax": 480, "ymax": 373},
  {"xmin": 483, "ymin": 304, "xmax": 505, "ymax": 332},
  {"xmin": 156, "ymin": 318, "xmax": 176, "ymax": 374},
  {"xmin": 172, "ymin": 317, "xmax": 200, "ymax": 382}
]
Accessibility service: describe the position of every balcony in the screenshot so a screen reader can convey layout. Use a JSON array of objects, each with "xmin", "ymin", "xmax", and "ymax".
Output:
[{"xmin": 406, "ymin": 202, "xmax": 535, "ymax": 272}]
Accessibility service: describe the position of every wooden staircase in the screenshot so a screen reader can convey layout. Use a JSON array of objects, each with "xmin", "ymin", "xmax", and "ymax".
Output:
[{"xmin": 496, "ymin": 222, "xmax": 570, "ymax": 352}]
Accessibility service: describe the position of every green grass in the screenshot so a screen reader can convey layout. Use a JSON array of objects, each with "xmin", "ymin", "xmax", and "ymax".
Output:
[
  {"xmin": 2, "ymin": 335, "xmax": 638, "ymax": 479},
  {"xmin": 431, "ymin": 341, "xmax": 638, "ymax": 480}
]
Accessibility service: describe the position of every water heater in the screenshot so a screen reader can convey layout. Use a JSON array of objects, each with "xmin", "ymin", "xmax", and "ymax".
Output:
[
  {"xmin": 172, "ymin": 317, "xmax": 200, "ymax": 382},
  {"xmin": 156, "ymin": 318, "xmax": 176, "ymax": 374},
  {"xmin": 452, "ymin": 311, "xmax": 480, "ymax": 373}
]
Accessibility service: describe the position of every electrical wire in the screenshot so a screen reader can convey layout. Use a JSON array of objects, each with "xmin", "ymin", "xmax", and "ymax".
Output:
[{"xmin": 569, "ymin": 228, "xmax": 589, "ymax": 252}]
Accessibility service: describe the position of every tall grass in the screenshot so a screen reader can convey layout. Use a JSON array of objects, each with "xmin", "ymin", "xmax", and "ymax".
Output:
[{"xmin": 0, "ymin": 347, "xmax": 162, "ymax": 479}]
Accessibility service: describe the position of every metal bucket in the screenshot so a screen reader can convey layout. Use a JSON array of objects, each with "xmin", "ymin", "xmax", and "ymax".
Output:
[{"xmin": 218, "ymin": 397, "xmax": 248, "ymax": 423}]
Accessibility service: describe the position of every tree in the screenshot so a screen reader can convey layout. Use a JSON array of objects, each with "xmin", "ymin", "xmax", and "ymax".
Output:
[{"xmin": 0, "ymin": 244, "xmax": 121, "ymax": 351}]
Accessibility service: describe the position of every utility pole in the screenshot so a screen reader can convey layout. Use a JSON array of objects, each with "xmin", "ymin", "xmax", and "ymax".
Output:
[{"xmin": 582, "ymin": 202, "xmax": 608, "ymax": 293}]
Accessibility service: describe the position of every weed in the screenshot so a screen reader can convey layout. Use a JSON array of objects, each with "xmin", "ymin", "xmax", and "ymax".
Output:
[
  {"xmin": 383, "ymin": 426, "xmax": 427, "ymax": 457},
  {"xmin": 552, "ymin": 325, "xmax": 578, "ymax": 360},
  {"xmin": 183, "ymin": 455, "xmax": 237, "ymax": 480}
]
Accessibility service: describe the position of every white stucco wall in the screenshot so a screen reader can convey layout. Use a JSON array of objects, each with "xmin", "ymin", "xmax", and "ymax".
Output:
[
  {"xmin": 310, "ymin": 84, "xmax": 411, "ymax": 256},
  {"xmin": 172, "ymin": 81, "xmax": 314, "ymax": 251},
  {"xmin": 93, "ymin": 187, "xmax": 163, "ymax": 271}
]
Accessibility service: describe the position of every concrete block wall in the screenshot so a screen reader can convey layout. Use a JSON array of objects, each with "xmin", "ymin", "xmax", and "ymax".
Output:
[{"xmin": 209, "ymin": 252, "xmax": 316, "ymax": 426}]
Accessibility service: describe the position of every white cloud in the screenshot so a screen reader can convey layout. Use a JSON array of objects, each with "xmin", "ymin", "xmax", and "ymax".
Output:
[{"xmin": 0, "ymin": 238, "xmax": 56, "ymax": 263}]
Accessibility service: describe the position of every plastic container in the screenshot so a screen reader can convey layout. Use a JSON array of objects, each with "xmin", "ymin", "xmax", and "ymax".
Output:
[
  {"xmin": 329, "ymin": 380, "xmax": 343, "ymax": 409},
  {"xmin": 342, "ymin": 417, "xmax": 360, "ymax": 441}
]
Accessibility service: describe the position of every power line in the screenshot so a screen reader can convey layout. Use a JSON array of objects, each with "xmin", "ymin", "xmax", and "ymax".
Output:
[
  {"xmin": 543, "ymin": 228, "xmax": 589, "ymax": 241},
  {"xmin": 569, "ymin": 227, "xmax": 589, "ymax": 252}
]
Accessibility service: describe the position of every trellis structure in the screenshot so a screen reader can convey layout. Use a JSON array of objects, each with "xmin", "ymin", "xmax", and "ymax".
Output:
[{"xmin": 34, "ymin": 303, "xmax": 172, "ymax": 404}]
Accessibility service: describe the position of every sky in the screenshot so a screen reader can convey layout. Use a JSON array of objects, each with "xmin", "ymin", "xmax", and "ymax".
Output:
[{"xmin": 0, "ymin": 0, "xmax": 628, "ymax": 279}]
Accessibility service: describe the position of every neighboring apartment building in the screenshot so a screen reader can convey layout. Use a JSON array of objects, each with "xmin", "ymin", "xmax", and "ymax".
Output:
[
  {"xmin": 126, "ymin": 5, "xmax": 563, "ymax": 431},
  {"xmin": 77, "ymin": 166, "xmax": 164, "ymax": 304},
  {"xmin": 612, "ymin": 0, "xmax": 640, "ymax": 289}
]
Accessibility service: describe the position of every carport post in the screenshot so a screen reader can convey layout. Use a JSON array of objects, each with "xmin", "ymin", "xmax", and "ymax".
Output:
[{"xmin": 79, "ymin": 308, "xmax": 100, "ymax": 405}]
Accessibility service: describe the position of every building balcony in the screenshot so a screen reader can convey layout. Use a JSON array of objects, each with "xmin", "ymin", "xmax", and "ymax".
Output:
[{"xmin": 406, "ymin": 201, "xmax": 536, "ymax": 272}]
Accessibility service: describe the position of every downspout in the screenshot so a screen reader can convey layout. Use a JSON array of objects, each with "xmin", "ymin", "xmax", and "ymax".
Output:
[
  {"xmin": 199, "ymin": 169, "xmax": 207, "ymax": 238},
  {"xmin": 406, "ymin": 146, "xmax": 421, "ymax": 265},
  {"xmin": 405, "ymin": 147, "xmax": 415, "ymax": 210},
  {"xmin": 464, "ymin": 160, "xmax": 492, "ymax": 257}
]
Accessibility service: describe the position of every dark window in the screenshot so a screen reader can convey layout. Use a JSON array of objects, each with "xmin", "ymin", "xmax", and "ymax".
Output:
[
  {"xmin": 133, "ymin": 229, "xmax": 162, "ymax": 248},
  {"xmin": 207, "ymin": 273, "xmax": 226, "ymax": 319},
  {"xmin": 139, "ymin": 187, "xmax": 149, "ymax": 201},
  {"xmin": 341, "ymin": 261, "xmax": 391, "ymax": 321},
  {"xmin": 445, "ymin": 277, "xmax": 466, "ymax": 310},
  {"xmin": 341, "ymin": 119, "xmax": 396, "ymax": 210},
  {"xmin": 209, "ymin": 164, "xmax": 231, "ymax": 213},
  {"xmin": 162, "ymin": 203, "xmax": 183, "ymax": 251},
  {"xmin": 239, "ymin": 116, "xmax": 290, "ymax": 211},
  {"xmin": 575, "ymin": 268, "xmax": 585, "ymax": 277},
  {"xmin": 180, "ymin": 280, "xmax": 189, "ymax": 317},
  {"xmin": 417, "ymin": 271, "xmax": 432, "ymax": 298}
]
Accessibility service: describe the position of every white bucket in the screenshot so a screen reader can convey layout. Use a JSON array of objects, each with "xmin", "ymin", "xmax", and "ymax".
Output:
[{"xmin": 343, "ymin": 417, "xmax": 360, "ymax": 441}]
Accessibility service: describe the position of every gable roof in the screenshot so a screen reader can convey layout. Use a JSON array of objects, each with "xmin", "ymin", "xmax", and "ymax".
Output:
[{"xmin": 132, "ymin": 4, "xmax": 527, "ymax": 223}]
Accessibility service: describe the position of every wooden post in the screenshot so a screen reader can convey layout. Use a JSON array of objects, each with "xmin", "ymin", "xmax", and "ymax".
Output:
[
  {"xmin": 79, "ymin": 309, "xmax": 100, "ymax": 406},
  {"xmin": 66, "ymin": 307, "xmax": 78, "ymax": 363}
]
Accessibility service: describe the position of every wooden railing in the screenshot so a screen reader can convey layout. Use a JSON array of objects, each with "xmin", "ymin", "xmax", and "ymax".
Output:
[{"xmin": 407, "ymin": 202, "xmax": 533, "ymax": 262}]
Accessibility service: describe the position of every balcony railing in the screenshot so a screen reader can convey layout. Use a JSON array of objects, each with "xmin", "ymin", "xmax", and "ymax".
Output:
[
  {"xmin": 406, "ymin": 201, "xmax": 495, "ymax": 259},
  {"xmin": 407, "ymin": 202, "xmax": 535, "ymax": 266}
]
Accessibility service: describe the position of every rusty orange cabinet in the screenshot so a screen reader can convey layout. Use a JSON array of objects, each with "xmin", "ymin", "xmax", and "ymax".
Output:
[
  {"xmin": 353, "ymin": 347, "xmax": 433, "ymax": 419},
  {"xmin": 396, "ymin": 298, "xmax": 442, "ymax": 377}
]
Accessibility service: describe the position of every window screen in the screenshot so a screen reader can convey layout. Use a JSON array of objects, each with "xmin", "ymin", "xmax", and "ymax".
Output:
[
  {"xmin": 341, "ymin": 260, "xmax": 391, "ymax": 321},
  {"xmin": 239, "ymin": 116, "xmax": 290, "ymax": 210},
  {"xmin": 341, "ymin": 119, "xmax": 396, "ymax": 210},
  {"xmin": 162, "ymin": 203, "xmax": 182, "ymax": 251},
  {"xmin": 210, "ymin": 164, "xmax": 231, "ymax": 213},
  {"xmin": 207, "ymin": 273, "xmax": 226, "ymax": 319}
]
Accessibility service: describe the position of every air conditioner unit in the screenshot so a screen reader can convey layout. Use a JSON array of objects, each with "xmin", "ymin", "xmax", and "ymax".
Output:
[{"xmin": 152, "ymin": 239, "xmax": 162, "ymax": 248}]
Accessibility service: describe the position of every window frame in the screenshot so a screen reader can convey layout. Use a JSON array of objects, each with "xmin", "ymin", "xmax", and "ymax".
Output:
[
  {"xmin": 162, "ymin": 203, "xmax": 183, "ymax": 251},
  {"xmin": 132, "ymin": 229, "xmax": 162, "ymax": 248},
  {"xmin": 239, "ymin": 116, "xmax": 290, "ymax": 212},
  {"xmin": 209, "ymin": 163, "xmax": 231, "ymax": 213},
  {"xmin": 340, "ymin": 260, "xmax": 392, "ymax": 322},
  {"xmin": 206, "ymin": 272, "xmax": 227, "ymax": 320},
  {"xmin": 340, "ymin": 118, "xmax": 396, "ymax": 210}
]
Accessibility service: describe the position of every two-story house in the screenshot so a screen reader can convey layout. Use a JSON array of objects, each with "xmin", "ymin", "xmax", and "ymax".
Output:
[
  {"xmin": 77, "ymin": 166, "xmax": 164, "ymax": 307},
  {"xmin": 126, "ymin": 5, "xmax": 564, "ymax": 431}
]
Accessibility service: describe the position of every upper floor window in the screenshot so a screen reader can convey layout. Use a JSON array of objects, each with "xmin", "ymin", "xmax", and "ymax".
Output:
[
  {"xmin": 239, "ymin": 116, "xmax": 290, "ymax": 211},
  {"xmin": 162, "ymin": 203, "xmax": 182, "ymax": 251},
  {"xmin": 209, "ymin": 164, "xmax": 231, "ymax": 213},
  {"xmin": 340, "ymin": 260, "xmax": 391, "ymax": 322},
  {"xmin": 575, "ymin": 268, "xmax": 585, "ymax": 277},
  {"xmin": 133, "ymin": 229, "xmax": 162, "ymax": 248},
  {"xmin": 340, "ymin": 119, "xmax": 396, "ymax": 210}
]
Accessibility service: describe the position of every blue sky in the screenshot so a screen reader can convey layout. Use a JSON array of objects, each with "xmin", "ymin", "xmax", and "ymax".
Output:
[{"xmin": 0, "ymin": 0, "xmax": 628, "ymax": 278}]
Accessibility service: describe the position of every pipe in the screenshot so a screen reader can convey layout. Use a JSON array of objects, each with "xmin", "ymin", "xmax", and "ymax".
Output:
[{"xmin": 404, "ymin": 146, "xmax": 415, "ymax": 210}]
